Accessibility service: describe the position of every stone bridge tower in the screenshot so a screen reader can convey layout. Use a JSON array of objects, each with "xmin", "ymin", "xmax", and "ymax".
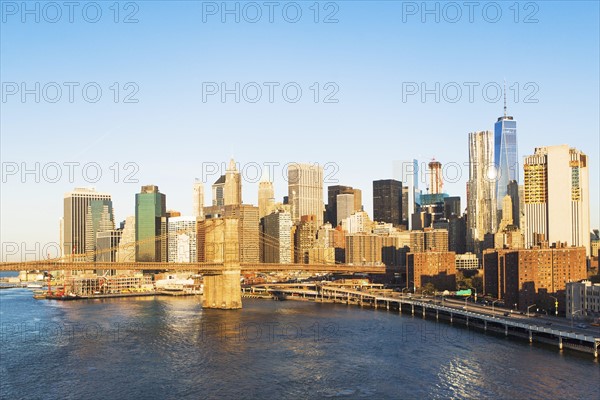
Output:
[{"xmin": 201, "ymin": 217, "xmax": 242, "ymax": 309}]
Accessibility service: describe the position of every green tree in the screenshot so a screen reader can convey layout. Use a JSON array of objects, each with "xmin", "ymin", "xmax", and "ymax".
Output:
[{"xmin": 423, "ymin": 282, "xmax": 436, "ymax": 295}]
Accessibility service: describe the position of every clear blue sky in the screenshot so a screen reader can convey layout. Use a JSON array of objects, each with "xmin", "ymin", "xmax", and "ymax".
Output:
[{"xmin": 1, "ymin": 1, "xmax": 598, "ymax": 260}]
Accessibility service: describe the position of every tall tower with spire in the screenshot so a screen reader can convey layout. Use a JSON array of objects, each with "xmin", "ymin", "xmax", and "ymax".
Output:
[
  {"xmin": 494, "ymin": 83, "xmax": 518, "ymax": 222},
  {"xmin": 224, "ymin": 158, "xmax": 242, "ymax": 206},
  {"xmin": 258, "ymin": 170, "xmax": 275, "ymax": 219}
]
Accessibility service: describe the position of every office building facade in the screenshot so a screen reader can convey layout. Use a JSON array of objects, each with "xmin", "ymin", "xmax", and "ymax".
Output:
[
  {"xmin": 85, "ymin": 199, "xmax": 115, "ymax": 261},
  {"xmin": 167, "ymin": 216, "xmax": 198, "ymax": 263},
  {"xmin": 288, "ymin": 164, "xmax": 324, "ymax": 228},
  {"xmin": 63, "ymin": 187, "xmax": 112, "ymax": 259},
  {"xmin": 262, "ymin": 210, "xmax": 292, "ymax": 264},
  {"xmin": 524, "ymin": 145, "xmax": 590, "ymax": 256},
  {"xmin": 135, "ymin": 185, "xmax": 167, "ymax": 262},
  {"xmin": 258, "ymin": 175, "xmax": 275, "ymax": 220},
  {"xmin": 373, "ymin": 179, "xmax": 402, "ymax": 227},
  {"xmin": 467, "ymin": 131, "xmax": 497, "ymax": 255}
]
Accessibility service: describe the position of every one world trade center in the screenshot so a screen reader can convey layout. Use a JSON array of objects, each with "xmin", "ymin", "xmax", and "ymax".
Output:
[{"xmin": 494, "ymin": 95, "xmax": 518, "ymax": 222}]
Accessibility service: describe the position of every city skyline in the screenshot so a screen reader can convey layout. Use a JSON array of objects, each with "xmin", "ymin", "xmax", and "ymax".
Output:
[
  {"xmin": 9, "ymin": 142, "xmax": 596, "ymax": 258},
  {"xmin": 1, "ymin": 134, "xmax": 598, "ymax": 260},
  {"xmin": 2, "ymin": 2, "xmax": 598, "ymax": 256}
]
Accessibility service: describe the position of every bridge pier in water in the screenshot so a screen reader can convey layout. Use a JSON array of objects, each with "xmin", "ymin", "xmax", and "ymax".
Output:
[
  {"xmin": 201, "ymin": 218, "xmax": 242, "ymax": 310},
  {"xmin": 203, "ymin": 269, "xmax": 242, "ymax": 309}
]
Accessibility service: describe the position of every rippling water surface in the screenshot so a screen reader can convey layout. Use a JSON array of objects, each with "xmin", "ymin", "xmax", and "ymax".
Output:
[{"xmin": 1, "ymin": 289, "xmax": 598, "ymax": 399}]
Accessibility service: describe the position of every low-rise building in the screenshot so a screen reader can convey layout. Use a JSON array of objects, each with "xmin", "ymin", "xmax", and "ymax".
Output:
[{"xmin": 566, "ymin": 280, "xmax": 600, "ymax": 317}]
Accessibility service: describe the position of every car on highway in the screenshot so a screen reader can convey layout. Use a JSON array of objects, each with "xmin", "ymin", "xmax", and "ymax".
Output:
[
  {"xmin": 503, "ymin": 312, "xmax": 510, "ymax": 317},
  {"xmin": 576, "ymin": 323, "xmax": 588, "ymax": 329}
]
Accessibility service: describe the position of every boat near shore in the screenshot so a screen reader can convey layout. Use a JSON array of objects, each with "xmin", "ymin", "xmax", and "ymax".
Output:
[
  {"xmin": 46, "ymin": 292, "xmax": 81, "ymax": 300},
  {"xmin": 26, "ymin": 283, "xmax": 44, "ymax": 289}
]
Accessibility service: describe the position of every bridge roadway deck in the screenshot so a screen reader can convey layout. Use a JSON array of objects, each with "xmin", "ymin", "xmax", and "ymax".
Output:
[{"xmin": 0, "ymin": 261, "xmax": 395, "ymax": 274}]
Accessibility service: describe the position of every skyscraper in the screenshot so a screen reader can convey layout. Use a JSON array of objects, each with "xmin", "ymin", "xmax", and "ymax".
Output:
[
  {"xmin": 448, "ymin": 215, "xmax": 467, "ymax": 254},
  {"xmin": 294, "ymin": 215, "xmax": 318, "ymax": 263},
  {"xmin": 524, "ymin": 145, "xmax": 590, "ymax": 256},
  {"xmin": 394, "ymin": 159, "xmax": 419, "ymax": 229},
  {"xmin": 373, "ymin": 179, "xmax": 402, "ymax": 227},
  {"xmin": 507, "ymin": 180, "xmax": 520, "ymax": 229},
  {"xmin": 258, "ymin": 172, "xmax": 275, "ymax": 219},
  {"xmin": 467, "ymin": 131, "xmax": 497, "ymax": 255},
  {"xmin": 494, "ymin": 103, "xmax": 518, "ymax": 216},
  {"xmin": 262, "ymin": 210, "xmax": 292, "ymax": 263},
  {"xmin": 326, "ymin": 185, "xmax": 351, "ymax": 224},
  {"xmin": 443, "ymin": 196, "xmax": 461, "ymax": 219},
  {"xmin": 135, "ymin": 185, "xmax": 167, "ymax": 262},
  {"xmin": 212, "ymin": 175, "xmax": 226, "ymax": 207},
  {"xmin": 498, "ymin": 195, "xmax": 514, "ymax": 232},
  {"xmin": 288, "ymin": 163, "xmax": 324, "ymax": 228},
  {"xmin": 167, "ymin": 216, "xmax": 197, "ymax": 263},
  {"xmin": 224, "ymin": 158, "xmax": 242, "ymax": 206},
  {"xmin": 85, "ymin": 199, "xmax": 114, "ymax": 261},
  {"xmin": 63, "ymin": 187, "xmax": 112, "ymax": 259},
  {"xmin": 401, "ymin": 186, "xmax": 410, "ymax": 225},
  {"xmin": 96, "ymin": 230, "xmax": 122, "ymax": 263},
  {"xmin": 336, "ymin": 193, "xmax": 355, "ymax": 226},
  {"xmin": 326, "ymin": 185, "xmax": 362, "ymax": 226},
  {"xmin": 193, "ymin": 180, "xmax": 204, "ymax": 219},
  {"xmin": 116, "ymin": 216, "xmax": 136, "ymax": 262}
]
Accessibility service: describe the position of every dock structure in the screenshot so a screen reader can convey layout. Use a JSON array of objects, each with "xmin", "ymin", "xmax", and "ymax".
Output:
[{"xmin": 243, "ymin": 283, "xmax": 600, "ymax": 358}]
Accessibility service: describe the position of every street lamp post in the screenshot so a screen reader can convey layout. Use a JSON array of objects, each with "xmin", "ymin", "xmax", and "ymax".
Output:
[
  {"xmin": 527, "ymin": 304, "xmax": 537, "ymax": 317},
  {"xmin": 492, "ymin": 299, "xmax": 501, "ymax": 313}
]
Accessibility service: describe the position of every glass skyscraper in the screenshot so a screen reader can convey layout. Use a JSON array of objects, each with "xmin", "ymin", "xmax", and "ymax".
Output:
[
  {"xmin": 135, "ymin": 185, "xmax": 167, "ymax": 262},
  {"xmin": 85, "ymin": 199, "xmax": 114, "ymax": 261},
  {"xmin": 494, "ymin": 111, "xmax": 518, "ymax": 212}
]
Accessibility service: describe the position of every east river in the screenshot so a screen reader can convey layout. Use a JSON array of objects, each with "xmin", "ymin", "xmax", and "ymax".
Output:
[{"xmin": 1, "ymin": 288, "xmax": 598, "ymax": 399}]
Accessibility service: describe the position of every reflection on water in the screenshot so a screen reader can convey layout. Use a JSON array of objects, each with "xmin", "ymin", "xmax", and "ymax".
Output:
[{"xmin": 1, "ymin": 289, "xmax": 598, "ymax": 399}]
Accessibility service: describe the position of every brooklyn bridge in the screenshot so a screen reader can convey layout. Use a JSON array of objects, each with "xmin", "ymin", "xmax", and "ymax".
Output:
[{"xmin": 0, "ymin": 219, "xmax": 399, "ymax": 309}]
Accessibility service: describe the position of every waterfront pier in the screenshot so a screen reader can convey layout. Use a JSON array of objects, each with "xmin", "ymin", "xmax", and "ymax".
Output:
[{"xmin": 244, "ymin": 283, "xmax": 600, "ymax": 358}]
